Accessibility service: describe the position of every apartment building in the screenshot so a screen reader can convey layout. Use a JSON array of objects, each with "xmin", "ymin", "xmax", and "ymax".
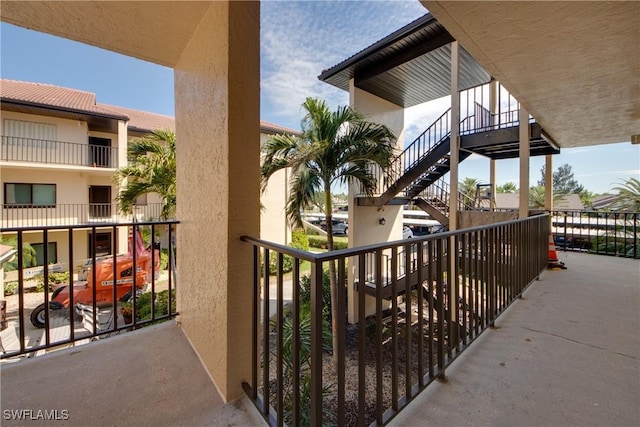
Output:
[{"xmin": 1, "ymin": 79, "xmax": 295, "ymax": 277}]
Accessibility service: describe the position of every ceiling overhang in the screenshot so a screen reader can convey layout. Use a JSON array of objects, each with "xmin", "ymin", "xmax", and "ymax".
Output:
[
  {"xmin": 1, "ymin": 1, "xmax": 211, "ymax": 68},
  {"xmin": 318, "ymin": 14, "xmax": 491, "ymax": 108},
  {"xmin": 423, "ymin": 1, "xmax": 640, "ymax": 148}
]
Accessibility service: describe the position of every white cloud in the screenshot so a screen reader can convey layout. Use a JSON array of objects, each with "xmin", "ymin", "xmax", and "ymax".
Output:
[{"xmin": 260, "ymin": 1, "xmax": 427, "ymax": 128}]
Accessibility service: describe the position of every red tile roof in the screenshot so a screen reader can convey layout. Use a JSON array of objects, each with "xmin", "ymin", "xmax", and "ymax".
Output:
[
  {"xmin": 260, "ymin": 120, "xmax": 301, "ymax": 136},
  {"xmin": 102, "ymin": 103, "xmax": 175, "ymax": 133},
  {"xmin": 1, "ymin": 79, "xmax": 300, "ymax": 135},
  {"xmin": 1, "ymin": 79, "xmax": 127, "ymax": 119}
]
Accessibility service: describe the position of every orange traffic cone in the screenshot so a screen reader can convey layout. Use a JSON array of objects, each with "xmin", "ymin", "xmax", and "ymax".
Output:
[{"xmin": 548, "ymin": 233, "xmax": 567, "ymax": 270}]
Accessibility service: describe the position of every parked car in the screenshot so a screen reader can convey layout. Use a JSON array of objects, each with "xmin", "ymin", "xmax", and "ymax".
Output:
[
  {"xmin": 403, "ymin": 226, "xmax": 414, "ymax": 239},
  {"xmin": 321, "ymin": 220, "xmax": 348, "ymax": 235}
]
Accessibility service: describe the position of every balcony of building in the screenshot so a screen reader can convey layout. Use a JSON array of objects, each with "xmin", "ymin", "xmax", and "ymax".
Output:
[
  {"xmin": 1, "ymin": 224, "xmax": 637, "ymax": 426},
  {"xmin": 1, "ymin": 203, "xmax": 165, "ymax": 229},
  {"xmin": 1, "ymin": 136, "xmax": 119, "ymax": 171}
]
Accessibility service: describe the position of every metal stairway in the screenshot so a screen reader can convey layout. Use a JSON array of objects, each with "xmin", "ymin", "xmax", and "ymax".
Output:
[
  {"xmin": 357, "ymin": 98, "xmax": 559, "ymax": 227},
  {"xmin": 357, "ymin": 108, "xmax": 472, "ymax": 227}
]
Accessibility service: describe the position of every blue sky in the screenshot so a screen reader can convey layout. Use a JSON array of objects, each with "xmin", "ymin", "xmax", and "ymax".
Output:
[{"xmin": 1, "ymin": 1, "xmax": 637, "ymax": 194}]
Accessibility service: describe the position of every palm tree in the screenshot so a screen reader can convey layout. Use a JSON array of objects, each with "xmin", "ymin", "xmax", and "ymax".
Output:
[
  {"xmin": 612, "ymin": 177, "xmax": 640, "ymax": 211},
  {"xmin": 459, "ymin": 177, "xmax": 480, "ymax": 206},
  {"xmin": 114, "ymin": 129, "xmax": 176, "ymax": 220},
  {"xmin": 529, "ymin": 185, "xmax": 546, "ymax": 209},
  {"xmin": 261, "ymin": 96, "xmax": 396, "ymax": 364},
  {"xmin": 529, "ymin": 185, "xmax": 563, "ymax": 209},
  {"xmin": 497, "ymin": 182, "xmax": 518, "ymax": 193}
]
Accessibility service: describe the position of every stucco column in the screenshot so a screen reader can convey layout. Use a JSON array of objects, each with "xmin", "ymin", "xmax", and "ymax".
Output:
[
  {"xmin": 545, "ymin": 155, "xmax": 553, "ymax": 211},
  {"xmin": 519, "ymin": 106, "xmax": 530, "ymax": 218},
  {"xmin": 347, "ymin": 82, "xmax": 404, "ymax": 324},
  {"xmin": 116, "ymin": 120, "xmax": 129, "ymax": 254},
  {"xmin": 174, "ymin": 1, "xmax": 259, "ymax": 402}
]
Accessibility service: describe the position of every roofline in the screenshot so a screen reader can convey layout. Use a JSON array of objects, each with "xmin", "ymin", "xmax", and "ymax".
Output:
[
  {"xmin": 318, "ymin": 13, "xmax": 438, "ymax": 82},
  {"xmin": 260, "ymin": 122, "xmax": 301, "ymax": 136},
  {"xmin": 0, "ymin": 98, "xmax": 130, "ymax": 121}
]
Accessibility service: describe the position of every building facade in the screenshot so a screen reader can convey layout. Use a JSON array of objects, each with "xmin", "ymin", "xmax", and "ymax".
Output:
[{"xmin": 1, "ymin": 79, "xmax": 295, "ymax": 279}]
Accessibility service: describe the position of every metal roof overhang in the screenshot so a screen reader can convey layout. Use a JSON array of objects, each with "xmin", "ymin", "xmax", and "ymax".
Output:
[{"xmin": 318, "ymin": 14, "xmax": 491, "ymax": 108}]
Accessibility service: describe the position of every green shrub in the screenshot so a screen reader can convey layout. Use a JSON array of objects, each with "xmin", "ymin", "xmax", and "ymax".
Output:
[
  {"xmin": 4, "ymin": 282, "xmax": 18, "ymax": 296},
  {"xmin": 290, "ymin": 229, "xmax": 310, "ymax": 251},
  {"xmin": 134, "ymin": 290, "xmax": 177, "ymax": 321},
  {"xmin": 299, "ymin": 270, "xmax": 333, "ymax": 323},
  {"xmin": 33, "ymin": 272, "xmax": 70, "ymax": 292},
  {"xmin": 276, "ymin": 301, "xmax": 334, "ymax": 426},
  {"xmin": 160, "ymin": 248, "xmax": 169, "ymax": 270},
  {"xmin": 268, "ymin": 251, "xmax": 293, "ymax": 275},
  {"xmin": 307, "ymin": 235, "xmax": 348, "ymax": 250}
]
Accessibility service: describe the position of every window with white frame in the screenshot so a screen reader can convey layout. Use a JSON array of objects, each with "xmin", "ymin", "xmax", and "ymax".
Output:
[
  {"xmin": 4, "ymin": 183, "xmax": 56, "ymax": 207},
  {"xmin": 3, "ymin": 119, "xmax": 57, "ymax": 148}
]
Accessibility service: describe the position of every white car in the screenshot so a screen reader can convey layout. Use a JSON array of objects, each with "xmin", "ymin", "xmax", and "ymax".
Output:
[{"xmin": 403, "ymin": 226, "xmax": 414, "ymax": 239}]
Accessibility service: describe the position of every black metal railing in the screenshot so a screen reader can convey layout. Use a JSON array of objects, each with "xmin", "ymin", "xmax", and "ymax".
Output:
[
  {"xmin": 1, "ymin": 203, "xmax": 166, "ymax": 228},
  {"xmin": 362, "ymin": 109, "xmax": 452, "ymax": 197},
  {"xmin": 241, "ymin": 214, "xmax": 549, "ymax": 426},
  {"xmin": 415, "ymin": 177, "xmax": 473, "ymax": 212},
  {"xmin": 552, "ymin": 210, "xmax": 639, "ymax": 259},
  {"xmin": 1, "ymin": 136, "xmax": 119, "ymax": 168},
  {"xmin": 0, "ymin": 220, "xmax": 178, "ymax": 359}
]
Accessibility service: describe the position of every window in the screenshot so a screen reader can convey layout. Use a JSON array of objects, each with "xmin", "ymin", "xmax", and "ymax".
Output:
[
  {"xmin": 89, "ymin": 232, "xmax": 112, "ymax": 257},
  {"xmin": 4, "ymin": 183, "xmax": 56, "ymax": 207},
  {"xmin": 31, "ymin": 242, "xmax": 57, "ymax": 267},
  {"xmin": 3, "ymin": 119, "xmax": 56, "ymax": 148}
]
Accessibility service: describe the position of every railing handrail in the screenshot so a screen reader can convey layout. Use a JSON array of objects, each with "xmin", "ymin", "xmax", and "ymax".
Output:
[
  {"xmin": 1, "ymin": 135, "xmax": 120, "ymax": 168},
  {"xmin": 382, "ymin": 108, "xmax": 452, "ymax": 188},
  {"xmin": 1, "ymin": 220, "xmax": 179, "ymax": 360},
  {"xmin": 240, "ymin": 213, "xmax": 549, "ymax": 262},
  {"xmin": 1, "ymin": 135, "xmax": 120, "ymax": 150},
  {"xmin": 2, "ymin": 203, "xmax": 169, "ymax": 228},
  {"xmin": 242, "ymin": 213, "xmax": 551, "ymax": 426},
  {"xmin": 1, "ymin": 218, "xmax": 178, "ymax": 233}
]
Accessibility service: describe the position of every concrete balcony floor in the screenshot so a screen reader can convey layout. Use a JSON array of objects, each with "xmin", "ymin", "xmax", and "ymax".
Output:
[{"xmin": 1, "ymin": 252, "xmax": 638, "ymax": 426}]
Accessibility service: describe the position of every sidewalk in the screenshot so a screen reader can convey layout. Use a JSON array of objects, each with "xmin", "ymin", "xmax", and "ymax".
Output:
[{"xmin": 390, "ymin": 251, "xmax": 640, "ymax": 427}]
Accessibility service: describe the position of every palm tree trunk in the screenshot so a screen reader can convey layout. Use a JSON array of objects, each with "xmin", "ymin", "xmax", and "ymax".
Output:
[{"xmin": 323, "ymin": 184, "xmax": 340, "ymax": 371}]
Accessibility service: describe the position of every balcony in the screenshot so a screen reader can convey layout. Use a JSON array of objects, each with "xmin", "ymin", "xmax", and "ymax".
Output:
[
  {"xmin": 2, "ymin": 203, "xmax": 166, "ymax": 228},
  {"xmin": 1, "ymin": 218, "xmax": 637, "ymax": 426},
  {"xmin": 1, "ymin": 136, "xmax": 119, "ymax": 169}
]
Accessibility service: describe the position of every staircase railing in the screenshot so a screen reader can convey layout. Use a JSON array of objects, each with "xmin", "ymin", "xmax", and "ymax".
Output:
[
  {"xmin": 417, "ymin": 177, "xmax": 473, "ymax": 213},
  {"xmin": 362, "ymin": 109, "xmax": 452, "ymax": 197}
]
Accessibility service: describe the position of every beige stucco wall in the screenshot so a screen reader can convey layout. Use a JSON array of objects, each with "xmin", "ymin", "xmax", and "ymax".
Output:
[
  {"xmin": 0, "ymin": 110, "xmax": 126, "ymax": 173},
  {"xmin": 1, "ymin": 111, "xmax": 90, "ymax": 144},
  {"xmin": 458, "ymin": 210, "xmax": 518, "ymax": 229},
  {"xmin": 174, "ymin": 1, "xmax": 259, "ymax": 402},
  {"xmin": 347, "ymin": 84, "xmax": 405, "ymax": 323},
  {"xmin": 1, "ymin": 167, "xmax": 118, "ymax": 227},
  {"xmin": 259, "ymin": 132, "xmax": 289, "ymax": 245}
]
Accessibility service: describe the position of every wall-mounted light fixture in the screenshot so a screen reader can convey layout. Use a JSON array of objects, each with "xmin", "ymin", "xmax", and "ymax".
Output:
[{"xmin": 378, "ymin": 218, "xmax": 386, "ymax": 226}]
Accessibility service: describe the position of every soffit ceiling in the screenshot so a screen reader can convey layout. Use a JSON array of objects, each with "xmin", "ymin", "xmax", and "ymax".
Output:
[
  {"xmin": 423, "ymin": 1, "xmax": 640, "ymax": 148},
  {"xmin": 1, "ymin": 1, "xmax": 211, "ymax": 68},
  {"xmin": 319, "ymin": 14, "xmax": 491, "ymax": 108}
]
